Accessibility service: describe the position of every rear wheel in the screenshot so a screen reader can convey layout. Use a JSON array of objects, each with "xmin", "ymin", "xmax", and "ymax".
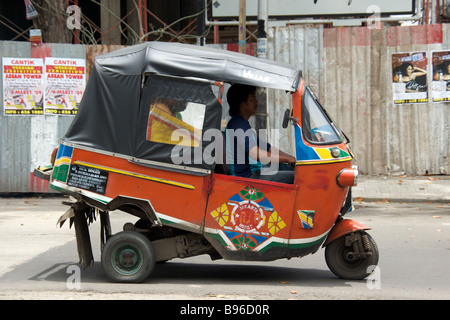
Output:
[
  {"xmin": 101, "ymin": 231, "xmax": 156, "ymax": 283},
  {"xmin": 325, "ymin": 231, "xmax": 379, "ymax": 280}
]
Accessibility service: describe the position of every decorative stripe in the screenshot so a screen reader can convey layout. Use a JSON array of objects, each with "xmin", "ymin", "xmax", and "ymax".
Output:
[
  {"xmin": 287, "ymin": 229, "xmax": 331, "ymax": 249},
  {"xmin": 204, "ymin": 227, "xmax": 331, "ymax": 253},
  {"xmin": 156, "ymin": 212, "xmax": 202, "ymax": 232},
  {"xmin": 59, "ymin": 141, "xmax": 211, "ymax": 176},
  {"xmin": 54, "ymin": 157, "xmax": 71, "ymax": 166},
  {"xmin": 51, "ymin": 180, "xmax": 201, "ymax": 231},
  {"xmin": 73, "ymin": 161, "xmax": 195, "ymax": 190},
  {"xmin": 204, "ymin": 228, "xmax": 237, "ymax": 250},
  {"xmin": 295, "ymin": 157, "xmax": 352, "ymax": 165}
]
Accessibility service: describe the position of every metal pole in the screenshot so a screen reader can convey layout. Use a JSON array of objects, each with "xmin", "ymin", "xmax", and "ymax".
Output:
[
  {"xmin": 257, "ymin": 0, "xmax": 268, "ymax": 58},
  {"xmin": 197, "ymin": 0, "xmax": 206, "ymax": 46},
  {"xmin": 239, "ymin": 0, "xmax": 246, "ymax": 53}
]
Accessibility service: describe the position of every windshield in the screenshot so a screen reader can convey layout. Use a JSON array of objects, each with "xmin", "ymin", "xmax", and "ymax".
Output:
[{"xmin": 301, "ymin": 87, "xmax": 344, "ymax": 145}]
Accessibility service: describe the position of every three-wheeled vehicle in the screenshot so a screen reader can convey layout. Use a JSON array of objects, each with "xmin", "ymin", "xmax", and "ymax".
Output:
[{"xmin": 35, "ymin": 42, "xmax": 378, "ymax": 283}]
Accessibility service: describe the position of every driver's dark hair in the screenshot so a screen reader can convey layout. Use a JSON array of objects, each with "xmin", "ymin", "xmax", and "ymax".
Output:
[{"xmin": 227, "ymin": 84, "xmax": 256, "ymax": 117}]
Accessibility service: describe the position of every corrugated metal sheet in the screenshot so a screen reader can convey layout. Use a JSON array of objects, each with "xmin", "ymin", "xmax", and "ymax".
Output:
[
  {"xmin": 267, "ymin": 24, "xmax": 449, "ymax": 175},
  {"xmin": 1, "ymin": 26, "xmax": 449, "ymax": 193},
  {"xmin": 0, "ymin": 41, "xmax": 32, "ymax": 192},
  {"xmin": 322, "ymin": 24, "xmax": 449, "ymax": 175},
  {"xmin": 29, "ymin": 43, "xmax": 86, "ymax": 193},
  {"xmin": 266, "ymin": 25, "xmax": 324, "ymax": 155},
  {"xmin": 0, "ymin": 42, "xmax": 121, "ymax": 193}
]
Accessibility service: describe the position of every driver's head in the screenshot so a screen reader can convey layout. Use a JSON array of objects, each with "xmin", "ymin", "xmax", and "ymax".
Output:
[{"xmin": 227, "ymin": 84, "xmax": 256, "ymax": 117}]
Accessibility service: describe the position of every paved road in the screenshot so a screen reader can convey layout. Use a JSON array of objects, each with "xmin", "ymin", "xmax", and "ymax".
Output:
[{"xmin": 0, "ymin": 197, "xmax": 449, "ymax": 300}]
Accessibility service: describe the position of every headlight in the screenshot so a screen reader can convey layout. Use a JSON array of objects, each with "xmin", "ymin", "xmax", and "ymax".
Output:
[
  {"xmin": 331, "ymin": 147, "xmax": 341, "ymax": 158},
  {"xmin": 336, "ymin": 165, "xmax": 358, "ymax": 188}
]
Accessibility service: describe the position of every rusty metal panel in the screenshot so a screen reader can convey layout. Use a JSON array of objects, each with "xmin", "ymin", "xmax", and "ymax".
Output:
[
  {"xmin": 382, "ymin": 25, "xmax": 449, "ymax": 175},
  {"xmin": 1, "ymin": 32, "xmax": 448, "ymax": 194},
  {"xmin": 322, "ymin": 25, "xmax": 449, "ymax": 175},
  {"xmin": 0, "ymin": 41, "xmax": 32, "ymax": 192},
  {"xmin": 266, "ymin": 25, "xmax": 324, "ymax": 155},
  {"xmin": 0, "ymin": 43, "xmax": 131, "ymax": 193},
  {"xmin": 29, "ymin": 43, "xmax": 87, "ymax": 193},
  {"xmin": 322, "ymin": 27, "xmax": 384, "ymax": 175},
  {"xmin": 267, "ymin": 24, "xmax": 448, "ymax": 175}
]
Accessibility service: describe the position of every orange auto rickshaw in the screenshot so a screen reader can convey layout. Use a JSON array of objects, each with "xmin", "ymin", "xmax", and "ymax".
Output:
[{"xmin": 35, "ymin": 42, "xmax": 378, "ymax": 283}]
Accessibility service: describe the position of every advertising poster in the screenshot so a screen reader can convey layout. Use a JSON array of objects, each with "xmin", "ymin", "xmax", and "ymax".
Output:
[
  {"xmin": 2, "ymin": 57, "xmax": 44, "ymax": 115},
  {"xmin": 392, "ymin": 52, "xmax": 428, "ymax": 104},
  {"xmin": 44, "ymin": 58, "xmax": 85, "ymax": 115},
  {"xmin": 431, "ymin": 50, "xmax": 450, "ymax": 102}
]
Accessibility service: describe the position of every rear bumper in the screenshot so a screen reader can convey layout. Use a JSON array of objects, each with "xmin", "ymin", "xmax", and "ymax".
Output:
[{"xmin": 33, "ymin": 166, "xmax": 52, "ymax": 181}]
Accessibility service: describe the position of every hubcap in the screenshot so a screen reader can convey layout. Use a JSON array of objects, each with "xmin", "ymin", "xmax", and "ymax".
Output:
[{"xmin": 111, "ymin": 243, "xmax": 143, "ymax": 275}]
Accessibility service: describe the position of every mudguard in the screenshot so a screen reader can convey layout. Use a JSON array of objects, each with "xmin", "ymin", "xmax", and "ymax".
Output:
[{"xmin": 323, "ymin": 218, "xmax": 371, "ymax": 247}]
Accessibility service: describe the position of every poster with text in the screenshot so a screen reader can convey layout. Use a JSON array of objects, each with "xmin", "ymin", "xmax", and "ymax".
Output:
[
  {"xmin": 392, "ymin": 52, "xmax": 428, "ymax": 104},
  {"xmin": 2, "ymin": 57, "xmax": 44, "ymax": 115},
  {"xmin": 431, "ymin": 50, "xmax": 450, "ymax": 102},
  {"xmin": 44, "ymin": 58, "xmax": 85, "ymax": 115}
]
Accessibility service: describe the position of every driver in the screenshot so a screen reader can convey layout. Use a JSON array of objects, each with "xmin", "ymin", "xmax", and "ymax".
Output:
[{"xmin": 225, "ymin": 84, "xmax": 296, "ymax": 184}]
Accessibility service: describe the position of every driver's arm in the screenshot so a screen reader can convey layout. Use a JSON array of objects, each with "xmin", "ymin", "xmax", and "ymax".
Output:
[{"xmin": 249, "ymin": 146, "xmax": 296, "ymax": 164}]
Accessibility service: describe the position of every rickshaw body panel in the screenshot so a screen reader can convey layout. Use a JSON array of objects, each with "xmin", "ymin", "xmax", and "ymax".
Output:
[
  {"xmin": 287, "ymin": 161, "xmax": 351, "ymax": 257},
  {"xmin": 282, "ymin": 81, "xmax": 357, "ymax": 257},
  {"xmin": 204, "ymin": 173, "xmax": 297, "ymax": 260},
  {"xmin": 38, "ymin": 42, "xmax": 378, "ymax": 281},
  {"xmin": 323, "ymin": 219, "xmax": 371, "ymax": 247},
  {"xmin": 51, "ymin": 144, "xmax": 210, "ymax": 233}
]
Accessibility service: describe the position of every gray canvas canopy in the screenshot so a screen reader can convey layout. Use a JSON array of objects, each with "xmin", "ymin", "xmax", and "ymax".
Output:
[
  {"xmin": 63, "ymin": 42, "xmax": 302, "ymax": 171},
  {"xmin": 93, "ymin": 42, "xmax": 301, "ymax": 91}
]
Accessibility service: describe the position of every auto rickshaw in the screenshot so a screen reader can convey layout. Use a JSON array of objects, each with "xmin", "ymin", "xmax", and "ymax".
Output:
[{"xmin": 35, "ymin": 42, "xmax": 379, "ymax": 283}]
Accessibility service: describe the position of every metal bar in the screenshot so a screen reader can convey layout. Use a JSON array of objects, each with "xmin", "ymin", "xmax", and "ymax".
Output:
[
  {"xmin": 11, "ymin": 26, "xmax": 33, "ymax": 41},
  {"xmin": 239, "ymin": 0, "xmax": 246, "ymax": 53},
  {"xmin": 144, "ymin": 0, "xmax": 148, "ymax": 41},
  {"xmin": 170, "ymin": 17, "xmax": 198, "ymax": 42},
  {"xmin": 142, "ymin": 6, "xmax": 189, "ymax": 43},
  {"xmin": 0, "ymin": 15, "xmax": 31, "ymax": 40},
  {"xmin": 214, "ymin": 19, "xmax": 219, "ymax": 44}
]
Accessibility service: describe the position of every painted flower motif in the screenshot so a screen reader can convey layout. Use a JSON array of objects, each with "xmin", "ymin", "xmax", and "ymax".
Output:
[
  {"xmin": 268, "ymin": 211, "xmax": 286, "ymax": 235},
  {"xmin": 210, "ymin": 203, "xmax": 229, "ymax": 227},
  {"xmin": 239, "ymin": 186, "xmax": 264, "ymax": 201},
  {"xmin": 231, "ymin": 234, "xmax": 257, "ymax": 251}
]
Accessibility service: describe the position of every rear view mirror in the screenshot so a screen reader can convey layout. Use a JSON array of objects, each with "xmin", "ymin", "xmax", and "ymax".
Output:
[
  {"xmin": 282, "ymin": 109, "xmax": 290, "ymax": 128},
  {"xmin": 282, "ymin": 109, "xmax": 297, "ymax": 128}
]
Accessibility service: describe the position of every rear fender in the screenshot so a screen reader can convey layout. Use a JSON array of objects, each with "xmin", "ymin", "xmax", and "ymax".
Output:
[{"xmin": 323, "ymin": 218, "xmax": 370, "ymax": 247}]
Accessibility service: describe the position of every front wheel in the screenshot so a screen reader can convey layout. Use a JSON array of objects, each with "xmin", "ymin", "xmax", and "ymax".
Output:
[
  {"xmin": 325, "ymin": 231, "xmax": 379, "ymax": 280},
  {"xmin": 101, "ymin": 231, "xmax": 156, "ymax": 283}
]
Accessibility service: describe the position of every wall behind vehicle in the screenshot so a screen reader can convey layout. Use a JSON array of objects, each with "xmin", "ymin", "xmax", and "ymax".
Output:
[
  {"xmin": 266, "ymin": 25, "xmax": 324, "ymax": 158},
  {"xmin": 267, "ymin": 24, "xmax": 449, "ymax": 176},
  {"xmin": 0, "ymin": 41, "xmax": 123, "ymax": 193},
  {"xmin": 0, "ymin": 24, "xmax": 448, "ymax": 193}
]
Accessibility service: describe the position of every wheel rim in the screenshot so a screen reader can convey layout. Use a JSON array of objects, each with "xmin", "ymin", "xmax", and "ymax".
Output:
[
  {"xmin": 339, "ymin": 246, "xmax": 365, "ymax": 269},
  {"xmin": 326, "ymin": 232, "xmax": 379, "ymax": 280},
  {"xmin": 111, "ymin": 242, "xmax": 143, "ymax": 276}
]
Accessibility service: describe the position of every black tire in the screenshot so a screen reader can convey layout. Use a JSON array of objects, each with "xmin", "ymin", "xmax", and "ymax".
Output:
[
  {"xmin": 101, "ymin": 231, "xmax": 156, "ymax": 283},
  {"xmin": 325, "ymin": 231, "xmax": 379, "ymax": 280}
]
